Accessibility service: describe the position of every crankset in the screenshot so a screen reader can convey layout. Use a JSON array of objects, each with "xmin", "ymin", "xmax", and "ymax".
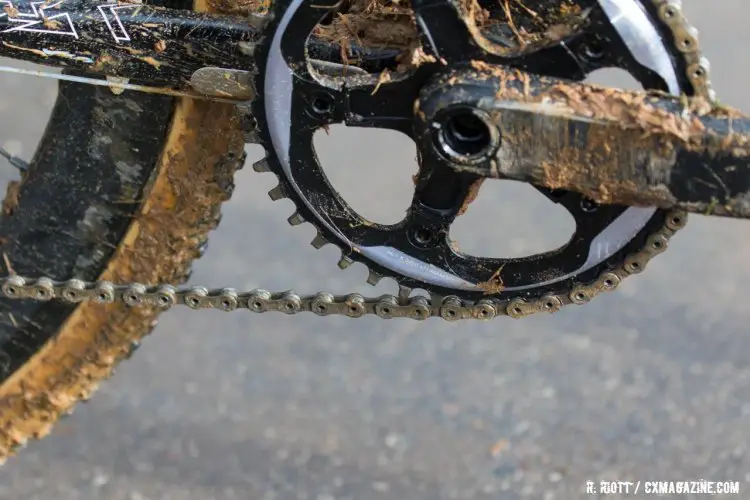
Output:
[{"xmin": 0, "ymin": 0, "xmax": 749, "ymax": 321}]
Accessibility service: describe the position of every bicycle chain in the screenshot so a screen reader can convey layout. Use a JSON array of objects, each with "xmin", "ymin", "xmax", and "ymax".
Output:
[{"xmin": 0, "ymin": 0, "xmax": 711, "ymax": 321}]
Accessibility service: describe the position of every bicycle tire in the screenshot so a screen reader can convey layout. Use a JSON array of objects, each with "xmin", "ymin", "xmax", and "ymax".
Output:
[{"xmin": 0, "ymin": 0, "xmax": 245, "ymax": 460}]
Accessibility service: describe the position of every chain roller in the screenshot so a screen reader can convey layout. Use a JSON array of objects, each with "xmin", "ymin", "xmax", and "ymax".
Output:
[
  {"xmin": 0, "ymin": 210, "xmax": 686, "ymax": 320},
  {"xmin": 0, "ymin": 0, "xmax": 707, "ymax": 321}
]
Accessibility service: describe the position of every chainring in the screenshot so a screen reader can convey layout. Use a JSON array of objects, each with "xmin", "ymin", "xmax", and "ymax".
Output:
[{"xmin": 249, "ymin": 0, "xmax": 712, "ymax": 313}]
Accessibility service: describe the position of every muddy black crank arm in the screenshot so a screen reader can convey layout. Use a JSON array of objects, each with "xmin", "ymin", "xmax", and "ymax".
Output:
[{"xmin": 415, "ymin": 65, "xmax": 750, "ymax": 219}]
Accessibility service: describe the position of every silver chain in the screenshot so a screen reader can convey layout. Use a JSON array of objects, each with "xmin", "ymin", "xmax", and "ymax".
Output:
[
  {"xmin": 0, "ymin": 209, "xmax": 686, "ymax": 320},
  {"xmin": 0, "ymin": 0, "xmax": 710, "ymax": 321}
]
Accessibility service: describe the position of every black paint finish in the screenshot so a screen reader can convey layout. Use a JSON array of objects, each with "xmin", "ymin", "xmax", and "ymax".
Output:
[
  {"xmin": 0, "ymin": 0, "xmax": 258, "ymax": 87},
  {"xmin": 417, "ymin": 67, "xmax": 750, "ymax": 218},
  {"xmin": 252, "ymin": 0, "xmax": 682, "ymax": 302},
  {"xmin": 0, "ymin": 0, "xmax": 189, "ymax": 382},
  {"xmin": 0, "ymin": 82, "xmax": 175, "ymax": 380}
]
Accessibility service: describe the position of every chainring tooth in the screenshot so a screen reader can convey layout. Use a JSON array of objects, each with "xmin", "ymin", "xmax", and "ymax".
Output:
[
  {"xmin": 267, "ymin": 183, "xmax": 287, "ymax": 201},
  {"xmin": 287, "ymin": 211, "xmax": 305, "ymax": 226},
  {"xmin": 337, "ymin": 254, "xmax": 354, "ymax": 269},
  {"xmin": 310, "ymin": 232, "xmax": 329, "ymax": 249},
  {"xmin": 366, "ymin": 269, "xmax": 383, "ymax": 286},
  {"xmin": 252, "ymin": 158, "xmax": 272, "ymax": 173},
  {"xmin": 241, "ymin": 0, "xmax": 713, "ymax": 319},
  {"xmin": 0, "ymin": 0, "xmax": 716, "ymax": 322}
]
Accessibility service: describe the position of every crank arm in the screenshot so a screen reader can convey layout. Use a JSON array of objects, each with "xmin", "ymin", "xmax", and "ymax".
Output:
[{"xmin": 415, "ymin": 65, "xmax": 750, "ymax": 218}]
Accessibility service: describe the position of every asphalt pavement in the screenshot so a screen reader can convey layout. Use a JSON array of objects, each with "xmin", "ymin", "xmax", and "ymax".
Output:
[{"xmin": 0, "ymin": 2, "xmax": 748, "ymax": 499}]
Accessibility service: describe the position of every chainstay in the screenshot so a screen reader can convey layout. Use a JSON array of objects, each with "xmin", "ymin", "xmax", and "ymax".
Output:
[
  {"xmin": 0, "ymin": 0, "xmax": 711, "ymax": 321},
  {"xmin": 0, "ymin": 209, "xmax": 686, "ymax": 320}
]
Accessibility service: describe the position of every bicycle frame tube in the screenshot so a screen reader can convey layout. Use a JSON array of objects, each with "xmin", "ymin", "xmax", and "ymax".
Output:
[
  {"xmin": 0, "ymin": 0, "xmax": 257, "ymax": 93},
  {"xmin": 3, "ymin": 0, "xmax": 750, "ymax": 219}
]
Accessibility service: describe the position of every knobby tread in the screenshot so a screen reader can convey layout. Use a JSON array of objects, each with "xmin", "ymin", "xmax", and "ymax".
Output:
[{"xmin": 0, "ymin": 0, "xmax": 245, "ymax": 460}]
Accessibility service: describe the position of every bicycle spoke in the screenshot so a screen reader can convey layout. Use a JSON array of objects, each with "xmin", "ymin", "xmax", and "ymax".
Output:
[{"xmin": 0, "ymin": 146, "xmax": 27, "ymax": 172}]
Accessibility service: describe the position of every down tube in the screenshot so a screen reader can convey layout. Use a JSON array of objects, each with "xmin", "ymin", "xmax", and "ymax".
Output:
[{"xmin": 0, "ymin": 0, "xmax": 258, "ymax": 88}]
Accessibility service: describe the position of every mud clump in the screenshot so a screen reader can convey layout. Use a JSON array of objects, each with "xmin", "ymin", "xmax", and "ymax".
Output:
[
  {"xmin": 208, "ymin": 0, "xmax": 268, "ymax": 14},
  {"xmin": 222, "ymin": 0, "xmax": 591, "ymax": 70},
  {"xmin": 314, "ymin": 0, "xmax": 418, "ymax": 51}
]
